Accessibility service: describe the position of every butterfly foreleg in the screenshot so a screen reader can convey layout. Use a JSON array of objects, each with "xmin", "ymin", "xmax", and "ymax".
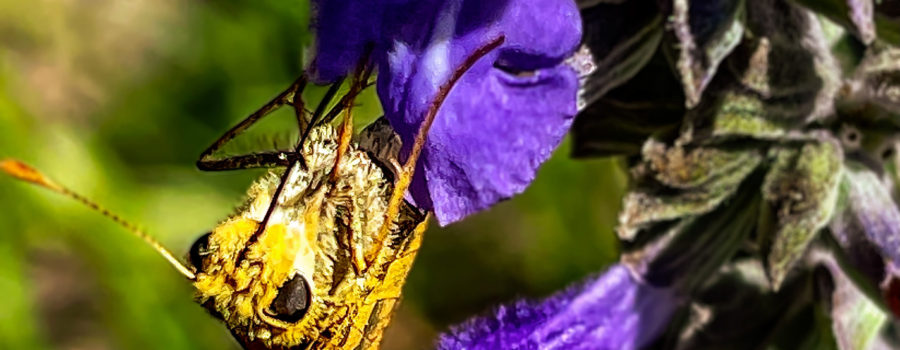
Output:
[{"xmin": 196, "ymin": 75, "xmax": 308, "ymax": 171}]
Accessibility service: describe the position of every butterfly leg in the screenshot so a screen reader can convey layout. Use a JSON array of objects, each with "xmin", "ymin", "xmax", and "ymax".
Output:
[
  {"xmin": 230, "ymin": 76, "xmax": 360, "ymax": 265},
  {"xmin": 197, "ymin": 75, "xmax": 309, "ymax": 171}
]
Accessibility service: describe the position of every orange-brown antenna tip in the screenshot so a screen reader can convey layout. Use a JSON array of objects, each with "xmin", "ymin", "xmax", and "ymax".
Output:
[
  {"xmin": 1, "ymin": 159, "xmax": 62, "ymax": 192},
  {"xmin": 2, "ymin": 158, "xmax": 196, "ymax": 280}
]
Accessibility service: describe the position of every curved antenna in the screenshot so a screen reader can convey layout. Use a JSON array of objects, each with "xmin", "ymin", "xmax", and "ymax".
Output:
[
  {"xmin": 1, "ymin": 159, "xmax": 197, "ymax": 280},
  {"xmin": 332, "ymin": 57, "xmax": 375, "ymax": 181},
  {"xmin": 366, "ymin": 35, "xmax": 506, "ymax": 266}
]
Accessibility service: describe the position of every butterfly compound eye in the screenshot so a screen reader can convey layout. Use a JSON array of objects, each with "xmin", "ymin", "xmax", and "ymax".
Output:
[
  {"xmin": 189, "ymin": 232, "xmax": 212, "ymax": 272},
  {"xmin": 268, "ymin": 274, "xmax": 311, "ymax": 323}
]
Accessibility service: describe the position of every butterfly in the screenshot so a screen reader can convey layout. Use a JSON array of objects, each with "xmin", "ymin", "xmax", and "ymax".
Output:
[{"xmin": 2, "ymin": 36, "xmax": 503, "ymax": 350}]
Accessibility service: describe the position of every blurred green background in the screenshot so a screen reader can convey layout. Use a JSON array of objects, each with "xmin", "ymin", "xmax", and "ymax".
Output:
[{"xmin": 0, "ymin": 1, "xmax": 624, "ymax": 349}]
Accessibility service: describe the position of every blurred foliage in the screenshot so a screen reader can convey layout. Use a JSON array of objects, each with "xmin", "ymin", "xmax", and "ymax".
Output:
[{"xmin": 0, "ymin": 0, "xmax": 623, "ymax": 349}]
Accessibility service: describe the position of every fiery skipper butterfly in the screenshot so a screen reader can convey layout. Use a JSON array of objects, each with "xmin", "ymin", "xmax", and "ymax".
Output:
[{"xmin": 2, "ymin": 37, "xmax": 503, "ymax": 349}]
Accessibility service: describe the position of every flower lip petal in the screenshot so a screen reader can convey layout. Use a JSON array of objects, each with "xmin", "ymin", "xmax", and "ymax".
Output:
[
  {"xmin": 493, "ymin": 64, "xmax": 559, "ymax": 87},
  {"xmin": 371, "ymin": 0, "xmax": 582, "ymax": 225},
  {"xmin": 493, "ymin": 49, "xmax": 574, "ymax": 86},
  {"xmin": 493, "ymin": 59, "xmax": 539, "ymax": 79},
  {"xmin": 496, "ymin": 47, "xmax": 567, "ymax": 71}
]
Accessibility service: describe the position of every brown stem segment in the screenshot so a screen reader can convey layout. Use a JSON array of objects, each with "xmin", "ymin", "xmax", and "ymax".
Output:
[{"xmin": 366, "ymin": 35, "xmax": 506, "ymax": 266}]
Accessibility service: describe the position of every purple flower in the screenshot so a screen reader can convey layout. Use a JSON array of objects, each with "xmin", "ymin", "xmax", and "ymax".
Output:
[
  {"xmin": 836, "ymin": 166, "xmax": 900, "ymax": 266},
  {"xmin": 311, "ymin": 0, "xmax": 582, "ymax": 225},
  {"xmin": 309, "ymin": 0, "xmax": 386, "ymax": 83},
  {"xmin": 436, "ymin": 264, "xmax": 679, "ymax": 350},
  {"xmin": 829, "ymin": 163, "xmax": 900, "ymax": 311}
]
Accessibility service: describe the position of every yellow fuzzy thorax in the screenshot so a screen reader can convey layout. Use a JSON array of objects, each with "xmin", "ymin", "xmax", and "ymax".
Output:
[
  {"xmin": 190, "ymin": 125, "xmax": 427, "ymax": 350},
  {"xmin": 193, "ymin": 219, "xmax": 301, "ymax": 339}
]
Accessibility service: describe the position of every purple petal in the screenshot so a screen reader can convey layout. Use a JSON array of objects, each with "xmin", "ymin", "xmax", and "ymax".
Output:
[
  {"xmin": 377, "ymin": 0, "xmax": 582, "ymax": 225},
  {"xmin": 309, "ymin": 0, "xmax": 384, "ymax": 83},
  {"xmin": 841, "ymin": 165, "xmax": 900, "ymax": 267},
  {"xmin": 435, "ymin": 264, "xmax": 679, "ymax": 350}
]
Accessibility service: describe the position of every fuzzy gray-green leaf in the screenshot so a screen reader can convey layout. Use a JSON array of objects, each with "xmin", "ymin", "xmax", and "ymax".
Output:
[
  {"xmin": 827, "ymin": 166, "xmax": 894, "ymax": 301},
  {"xmin": 681, "ymin": 1, "xmax": 841, "ymax": 143},
  {"xmin": 810, "ymin": 248, "xmax": 888, "ymax": 350},
  {"xmin": 845, "ymin": 44, "xmax": 900, "ymax": 117},
  {"xmin": 791, "ymin": 0, "xmax": 875, "ymax": 44},
  {"xmin": 671, "ymin": 0, "xmax": 746, "ymax": 107},
  {"xmin": 618, "ymin": 140, "xmax": 762, "ymax": 240},
  {"xmin": 745, "ymin": 0, "xmax": 840, "ymax": 122},
  {"xmin": 764, "ymin": 138, "xmax": 843, "ymax": 289},
  {"xmin": 622, "ymin": 175, "xmax": 760, "ymax": 291}
]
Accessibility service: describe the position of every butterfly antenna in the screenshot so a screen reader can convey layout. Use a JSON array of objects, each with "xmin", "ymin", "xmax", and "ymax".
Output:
[
  {"xmin": 1, "ymin": 159, "xmax": 197, "ymax": 280},
  {"xmin": 365, "ymin": 35, "xmax": 506, "ymax": 266}
]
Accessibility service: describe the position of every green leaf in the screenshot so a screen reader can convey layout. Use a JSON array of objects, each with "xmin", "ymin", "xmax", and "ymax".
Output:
[
  {"xmin": 763, "ymin": 137, "xmax": 844, "ymax": 289},
  {"xmin": 791, "ymin": 0, "xmax": 876, "ymax": 44},
  {"xmin": 622, "ymin": 172, "xmax": 761, "ymax": 291},
  {"xmin": 826, "ymin": 169, "xmax": 894, "ymax": 308},
  {"xmin": 618, "ymin": 140, "xmax": 763, "ymax": 240},
  {"xmin": 810, "ymin": 248, "xmax": 888, "ymax": 350},
  {"xmin": 680, "ymin": 0, "xmax": 841, "ymax": 143},
  {"xmin": 670, "ymin": 0, "xmax": 746, "ymax": 107},
  {"xmin": 843, "ymin": 44, "xmax": 900, "ymax": 119}
]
